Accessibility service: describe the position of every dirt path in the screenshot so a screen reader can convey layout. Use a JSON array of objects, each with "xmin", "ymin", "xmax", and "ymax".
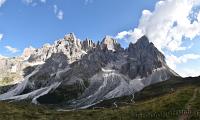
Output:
[{"xmin": 179, "ymin": 88, "xmax": 199, "ymax": 120}]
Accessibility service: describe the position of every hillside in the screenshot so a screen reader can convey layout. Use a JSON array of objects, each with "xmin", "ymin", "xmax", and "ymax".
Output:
[
  {"xmin": 0, "ymin": 76, "xmax": 200, "ymax": 120},
  {"xmin": 0, "ymin": 34, "xmax": 177, "ymax": 108}
]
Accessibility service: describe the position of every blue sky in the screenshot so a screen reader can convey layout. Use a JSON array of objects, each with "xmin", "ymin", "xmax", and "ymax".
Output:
[
  {"xmin": 0, "ymin": 0, "xmax": 157, "ymax": 56},
  {"xmin": 1, "ymin": 0, "xmax": 200, "ymax": 77}
]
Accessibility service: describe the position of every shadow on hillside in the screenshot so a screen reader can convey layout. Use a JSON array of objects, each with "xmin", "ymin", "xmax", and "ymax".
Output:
[
  {"xmin": 92, "ymin": 76, "xmax": 200, "ymax": 108},
  {"xmin": 18, "ymin": 47, "xmax": 122, "ymax": 105},
  {"xmin": 0, "ymin": 52, "xmax": 71, "ymax": 96},
  {"xmin": 0, "ymin": 84, "xmax": 16, "ymax": 94},
  {"xmin": 134, "ymin": 76, "xmax": 200, "ymax": 101}
]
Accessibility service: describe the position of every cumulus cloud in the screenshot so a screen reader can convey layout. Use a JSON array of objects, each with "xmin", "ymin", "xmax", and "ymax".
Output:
[
  {"xmin": 115, "ymin": 30, "xmax": 133, "ymax": 42},
  {"xmin": 53, "ymin": 5, "xmax": 64, "ymax": 20},
  {"xmin": 0, "ymin": 34, "xmax": 3, "ymax": 41},
  {"xmin": 115, "ymin": 29, "xmax": 143, "ymax": 43},
  {"xmin": 5, "ymin": 46, "xmax": 19, "ymax": 53},
  {"xmin": 116, "ymin": 0, "xmax": 200, "ymax": 52},
  {"xmin": 115, "ymin": 0, "xmax": 200, "ymax": 77},
  {"xmin": 176, "ymin": 68, "xmax": 200, "ymax": 77},
  {"xmin": 166, "ymin": 53, "xmax": 200, "ymax": 77},
  {"xmin": 0, "ymin": 0, "xmax": 6, "ymax": 7},
  {"xmin": 166, "ymin": 54, "xmax": 200, "ymax": 70}
]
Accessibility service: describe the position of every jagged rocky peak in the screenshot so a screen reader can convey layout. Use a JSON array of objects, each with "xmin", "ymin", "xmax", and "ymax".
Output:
[
  {"xmin": 128, "ymin": 35, "xmax": 164, "ymax": 59},
  {"xmin": 138, "ymin": 35, "xmax": 165, "ymax": 62},
  {"xmin": 127, "ymin": 35, "xmax": 152, "ymax": 51},
  {"xmin": 81, "ymin": 38, "xmax": 95, "ymax": 52},
  {"xmin": 136, "ymin": 35, "xmax": 149, "ymax": 46},
  {"xmin": 123, "ymin": 35, "xmax": 167, "ymax": 79},
  {"xmin": 0, "ymin": 33, "xmax": 178, "ymax": 109},
  {"xmin": 101, "ymin": 35, "xmax": 121, "ymax": 52},
  {"xmin": 64, "ymin": 33, "xmax": 76, "ymax": 43},
  {"xmin": 28, "ymin": 33, "xmax": 84, "ymax": 64},
  {"xmin": 57, "ymin": 33, "xmax": 81, "ymax": 48},
  {"xmin": 22, "ymin": 46, "xmax": 36, "ymax": 59}
]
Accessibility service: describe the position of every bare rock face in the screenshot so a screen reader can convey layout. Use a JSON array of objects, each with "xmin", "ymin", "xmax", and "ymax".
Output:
[
  {"xmin": 28, "ymin": 33, "xmax": 84, "ymax": 64},
  {"xmin": 101, "ymin": 36, "xmax": 122, "ymax": 52},
  {"xmin": 0, "ymin": 58, "xmax": 27, "ymax": 86},
  {"xmin": 81, "ymin": 38, "xmax": 95, "ymax": 52},
  {"xmin": 22, "ymin": 46, "xmax": 35, "ymax": 60},
  {"xmin": 121, "ymin": 36, "xmax": 166, "ymax": 79},
  {"xmin": 0, "ymin": 34, "xmax": 178, "ymax": 109}
]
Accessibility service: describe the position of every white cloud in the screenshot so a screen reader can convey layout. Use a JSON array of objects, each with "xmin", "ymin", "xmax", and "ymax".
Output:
[
  {"xmin": 22, "ymin": 0, "xmax": 47, "ymax": 6},
  {"xmin": 166, "ymin": 53, "xmax": 200, "ymax": 77},
  {"xmin": 115, "ymin": 30, "xmax": 132, "ymax": 39},
  {"xmin": 53, "ymin": 5, "xmax": 64, "ymax": 20},
  {"xmin": 0, "ymin": 0, "xmax": 6, "ymax": 7},
  {"xmin": 176, "ymin": 68, "xmax": 200, "ymax": 77},
  {"xmin": 0, "ymin": 34, "xmax": 3, "ymax": 41},
  {"xmin": 116, "ymin": 0, "xmax": 200, "ymax": 52},
  {"xmin": 57, "ymin": 10, "xmax": 64, "ymax": 20},
  {"xmin": 0, "ymin": 54, "xmax": 7, "ymax": 58},
  {"xmin": 22, "ymin": 1, "xmax": 63, "ymax": 20},
  {"xmin": 115, "ymin": 29, "xmax": 143, "ymax": 43},
  {"xmin": 115, "ymin": 0, "xmax": 200, "ymax": 77},
  {"xmin": 5, "ymin": 46, "xmax": 19, "ymax": 53},
  {"xmin": 166, "ymin": 54, "xmax": 200, "ymax": 70},
  {"xmin": 23, "ymin": 0, "xmax": 47, "ymax": 4}
]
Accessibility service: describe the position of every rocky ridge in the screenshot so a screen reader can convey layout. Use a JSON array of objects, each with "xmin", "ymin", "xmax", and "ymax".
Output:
[{"xmin": 0, "ymin": 33, "xmax": 178, "ymax": 109}]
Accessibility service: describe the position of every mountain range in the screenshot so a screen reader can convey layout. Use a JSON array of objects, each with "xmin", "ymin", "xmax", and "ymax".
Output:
[{"xmin": 0, "ymin": 33, "xmax": 178, "ymax": 109}]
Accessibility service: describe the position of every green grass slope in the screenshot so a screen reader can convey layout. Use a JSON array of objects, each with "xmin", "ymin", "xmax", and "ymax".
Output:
[{"xmin": 0, "ymin": 76, "xmax": 200, "ymax": 120}]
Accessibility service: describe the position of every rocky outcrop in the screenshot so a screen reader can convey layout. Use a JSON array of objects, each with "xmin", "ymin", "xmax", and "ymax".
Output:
[
  {"xmin": 121, "ymin": 36, "xmax": 166, "ymax": 79},
  {"xmin": 0, "ymin": 58, "xmax": 26, "ymax": 86},
  {"xmin": 22, "ymin": 46, "xmax": 35, "ymax": 60},
  {"xmin": 81, "ymin": 38, "xmax": 95, "ymax": 52},
  {"xmin": 0, "ymin": 33, "xmax": 178, "ymax": 109},
  {"xmin": 28, "ymin": 33, "xmax": 84, "ymax": 64},
  {"xmin": 101, "ymin": 36, "xmax": 122, "ymax": 52}
]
